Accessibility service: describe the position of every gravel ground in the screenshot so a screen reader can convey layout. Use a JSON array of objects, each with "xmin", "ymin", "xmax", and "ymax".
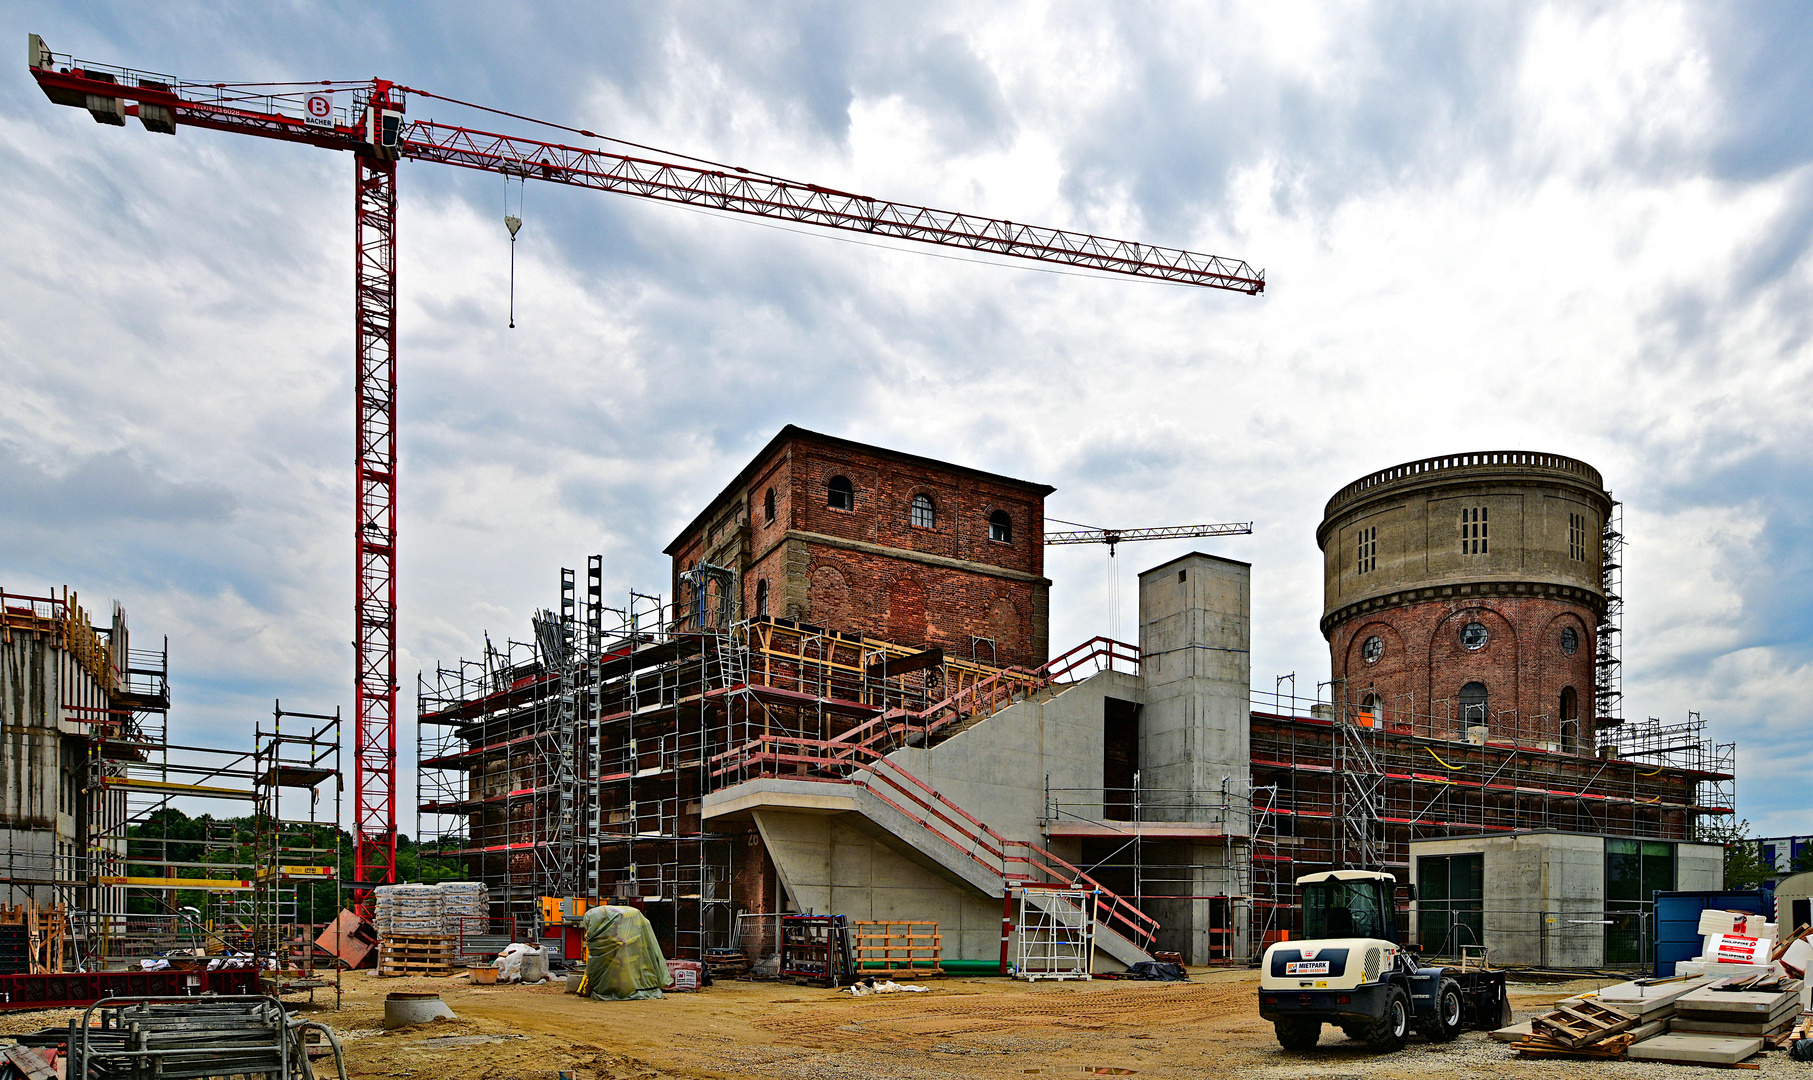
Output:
[{"xmin": 0, "ymin": 968, "xmax": 1800, "ymax": 1080}]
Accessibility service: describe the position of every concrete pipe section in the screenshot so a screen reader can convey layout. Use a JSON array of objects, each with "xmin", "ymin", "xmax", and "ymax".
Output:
[{"xmin": 384, "ymin": 992, "xmax": 457, "ymax": 1029}]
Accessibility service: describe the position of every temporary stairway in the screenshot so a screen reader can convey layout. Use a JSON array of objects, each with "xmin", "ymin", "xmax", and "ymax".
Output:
[
  {"xmin": 710, "ymin": 641, "xmax": 1157, "ymax": 967},
  {"xmin": 825, "ymin": 637, "xmax": 1140, "ymax": 757}
]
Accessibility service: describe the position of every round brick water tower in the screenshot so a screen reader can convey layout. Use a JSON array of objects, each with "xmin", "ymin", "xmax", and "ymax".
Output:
[{"xmin": 1317, "ymin": 451, "xmax": 1612, "ymax": 749}]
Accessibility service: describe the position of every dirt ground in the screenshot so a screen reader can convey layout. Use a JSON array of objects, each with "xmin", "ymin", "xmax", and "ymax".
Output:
[{"xmin": 1, "ymin": 968, "xmax": 1799, "ymax": 1080}]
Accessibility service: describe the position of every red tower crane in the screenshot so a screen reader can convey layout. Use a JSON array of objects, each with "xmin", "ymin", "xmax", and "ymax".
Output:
[{"xmin": 27, "ymin": 34, "xmax": 1265, "ymax": 907}]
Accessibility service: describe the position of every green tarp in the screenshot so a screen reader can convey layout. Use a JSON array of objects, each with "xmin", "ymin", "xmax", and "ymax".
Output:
[{"xmin": 579, "ymin": 905, "xmax": 672, "ymax": 1001}]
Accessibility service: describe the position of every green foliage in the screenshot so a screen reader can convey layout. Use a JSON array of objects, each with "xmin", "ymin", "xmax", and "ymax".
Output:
[
  {"xmin": 1791, "ymin": 847, "xmax": 1813, "ymax": 876},
  {"xmin": 1702, "ymin": 818, "xmax": 1774, "ymax": 891}
]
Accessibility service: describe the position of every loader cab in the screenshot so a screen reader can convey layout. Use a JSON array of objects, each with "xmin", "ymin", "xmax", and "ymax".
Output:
[{"xmin": 1298, "ymin": 870, "xmax": 1404, "ymax": 945}]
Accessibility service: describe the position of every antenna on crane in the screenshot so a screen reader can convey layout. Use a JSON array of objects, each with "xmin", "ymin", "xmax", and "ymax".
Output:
[{"xmin": 503, "ymin": 171, "xmax": 524, "ymax": 328}]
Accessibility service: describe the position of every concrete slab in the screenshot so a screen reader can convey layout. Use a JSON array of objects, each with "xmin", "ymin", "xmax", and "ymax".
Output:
[
  {"xmin": 1626, "ymin": 1034, "xmax": 1761, "ymax": 1065},
  {"xmin": 1670, "ymin": 1014, "xmax": 1794, "ymax": 1036},
  {"xmin": 1674, "ymin": 960, "xmax": 1776, "ymax": 980},
  {"xmin": 1597, "ymin": 974, "xmax": 1715, "ymax": 1009},
  {"xmin": 1627, "ymin": 1018, "xmax": 1670, "ymax": 1042},
  {"xmin": 1677, "ymin": 986, "xmax": 1799, "ymax": 1014},
  {"xmin": 1489, "ymin": 1021, "xmax": 1532, "ymax": 1043}
]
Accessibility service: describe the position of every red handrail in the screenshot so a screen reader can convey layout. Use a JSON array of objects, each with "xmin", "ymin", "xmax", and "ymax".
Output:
[{"xmin": 708, "ymin": 733, "xmax": 1157, "ymax": 946}]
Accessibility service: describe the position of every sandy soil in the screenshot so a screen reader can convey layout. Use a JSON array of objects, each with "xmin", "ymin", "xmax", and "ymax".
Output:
[{"xmin": 1, "ymin": 969, "xmax": 1796, "ymax": 1080}]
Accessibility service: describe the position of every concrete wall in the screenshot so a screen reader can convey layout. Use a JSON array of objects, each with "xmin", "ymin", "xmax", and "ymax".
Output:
[
  {"xmin": 750, "ymin": 807, "xmax": 1006, "ymax": 962},
  {"xmin": 888, "ymin": 670, "xmax": 1145, "ymax": 840},
  {"xmin": 1136, "ymin": 553, "xmax": 1251, "ymax": 831},
  {"xmin": 1678, "ymin": 843, "xmax": 1724, "ymax": 890},
  {"xmin": 1411, "ymin": 832, "xmax": 1605, "ymax": 967}
]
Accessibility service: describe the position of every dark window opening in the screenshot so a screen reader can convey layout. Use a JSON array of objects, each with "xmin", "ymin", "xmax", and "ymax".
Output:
[
  {"xmin": 763, "ymin": 487, "xmax": 776, "ymax": 524},
  {"xmin": 1560, "ymin": 686, "xmax": 1580, "ymax": 753},
  {"xmin": 1459, "ymin": 681, "xmax": 1488, "ymax": 726},
  {"xmin": 827, "ymin": 475, "xmax": 854, "ymax": 511},
  {"xmin": 754, "ymin": 578, "xmax": 769, "ymax": 618},
  {"xmin": 1569, "ymin": 511, "xmax": 1588, "ymax": 561},
  {"xmin": 1460, "ymin": 506, "xmax": 1489, "ymax": 555},
  {"xmin": 1178, "ymin": 569, "xmax": 1187, "ymax": 583},
  {"xmin": 1358, "ymin": 691, "xmax": 1381, "ymax": 728},
  {"xmin": 1103, "ymin": 698, "xmax": 1141, "ymax": 821},
  {"xmin": 1417, "ymin": 853, "xmax": 1484, "ymax": 957},
  {"xmin": 911, "ymin": 493, "xmax": 935, "ymax": 529},
  {"xmin": 1357, "ymin": 524, "xmax": 1378, "ymax": 574},
  {"xmin": 988, "ymin": 510, "xmax": 1012, "ymax": 544}
]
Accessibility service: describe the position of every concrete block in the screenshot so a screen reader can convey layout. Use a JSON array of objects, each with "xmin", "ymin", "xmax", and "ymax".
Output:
[
  {"xmin": 1625, "ymin": 1034, "xmax": 1761, "ymax": 1065},
  {"xmin": 1490, "ymin": 1021, "xmax": 1532, "ymax": 1043},
  {"xmin": 1676, "ymin": 986, "xmax": 1799, "ymax": 1015},
  {"xmin": 1671, "ymin": 1014, "xmax": 1793, "ymax": 1036},
  {"xmin": 1596, "ymin": 974, "xmax": 1715, "ymax": 1014}
]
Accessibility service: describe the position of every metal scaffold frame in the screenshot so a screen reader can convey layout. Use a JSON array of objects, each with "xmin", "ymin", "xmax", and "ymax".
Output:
[{"xmin": 1245, "ymin": 681, "xmax": 1734, "ymax": 961}]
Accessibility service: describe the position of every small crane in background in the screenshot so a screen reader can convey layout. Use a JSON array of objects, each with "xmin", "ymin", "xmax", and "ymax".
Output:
[{"xmin": 1045, "ymin": 518, "xmax": 1255, "ymax": 640}]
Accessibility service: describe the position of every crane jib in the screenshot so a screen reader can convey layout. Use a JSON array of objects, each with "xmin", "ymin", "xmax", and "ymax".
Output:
[{"xmin": 27, "ymin": 32, "xmax": 1267, "ymax": 904}]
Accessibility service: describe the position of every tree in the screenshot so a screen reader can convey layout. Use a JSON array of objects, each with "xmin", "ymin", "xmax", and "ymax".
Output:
[{"xmin": 1704, "ymin": 818, "xmax": 1773, "ymax": 890}]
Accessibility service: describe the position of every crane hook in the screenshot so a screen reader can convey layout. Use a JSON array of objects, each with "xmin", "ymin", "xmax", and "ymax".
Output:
[{"xmin": 505, "ymin": 173, "xmax": 525, "ymax": 328}]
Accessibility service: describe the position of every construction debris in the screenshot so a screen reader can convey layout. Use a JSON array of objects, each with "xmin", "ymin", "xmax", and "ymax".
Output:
[{"xmin": 1625, "ymin": 1033, "xmax": 1764, "ymax": 1066}]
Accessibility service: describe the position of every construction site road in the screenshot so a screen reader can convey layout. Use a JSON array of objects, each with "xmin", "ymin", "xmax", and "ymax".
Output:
[{"xmin": 0, "ymin": 967, "xmax": 1796, "ymax": 1079}]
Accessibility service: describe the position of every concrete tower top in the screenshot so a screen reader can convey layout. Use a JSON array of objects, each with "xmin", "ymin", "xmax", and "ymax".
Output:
[{"xmin": 1317, "ymin": 450, "xmax": 1613, "ymax": 637}]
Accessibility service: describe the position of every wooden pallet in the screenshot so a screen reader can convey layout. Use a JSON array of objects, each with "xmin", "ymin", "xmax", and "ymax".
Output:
[
  {"xmin": 1529, "ymin": 1000, "xmax": 1638, "ymax": 1049},
  {"xmin": 1515, "ymin": 1031, "xmax": 1637, "ymax": 1059},
  {"xmin": 378, "ymin": 934, "xmax": 456, "ymax": 976},
  {"xmin": 852, "ymin": 921, "xmax": 943, "ymax": 978}
]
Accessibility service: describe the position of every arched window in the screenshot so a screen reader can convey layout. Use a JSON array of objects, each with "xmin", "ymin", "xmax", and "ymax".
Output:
[
  {"xmin": 911, "ymin": 493, "xmax": 936, "ymax": 529},
  {"xmin": 1358, "ymin": 692, "xmax": 1380, "ymax": 728},
  {"xmin": 754, "ymin": 578, "xmax": 769, "ymax": 618},
  {"xmin": 1559, "ymin": 686, "xmax": 1579, "ymax": 753},
  {"xmin": 1459, "ymin": 682, "xmax": 1488, "ymax": 726},
  {"xmin": 763, "ymin": 487, "xmax": 776, "ymax": 524},
  {"xmin": 827, "ymin": 475, "xmax": 854, "ymax": 511},
  {"xmin": 988, "ymin": 510, "xmax": 1012, "ymax": 543}
]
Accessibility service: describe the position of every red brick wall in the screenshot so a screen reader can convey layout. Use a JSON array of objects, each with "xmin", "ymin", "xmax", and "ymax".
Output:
[
  {"xmin": 670, "ymin": 431, "xmax": 1051, "ymax": 667},
  {"xmin": 1329, "ymin": 595, "xmax": 1598, "ymax": 742}
]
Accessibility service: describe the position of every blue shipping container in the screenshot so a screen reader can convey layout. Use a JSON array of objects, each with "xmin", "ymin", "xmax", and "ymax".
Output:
[{"xmin": 1652, "ymin": 889, "xmax": 1772, "ymax": 978}]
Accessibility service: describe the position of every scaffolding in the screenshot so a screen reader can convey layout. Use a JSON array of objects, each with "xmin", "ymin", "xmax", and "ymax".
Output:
[
  {"xmin": 1245, "ymin": 682, "xmax": 1735, "ymax": 959},
  {"xmin": 417, "ymin": 559, "xmax": 1092, "ymax": 958},
  {"xmin": 250, "ymin": 703, "xmax": 343, "ymax": 1003},
  {"xmin": 1, "ymin": 588, "xmax": 345, "ymax": 980}
]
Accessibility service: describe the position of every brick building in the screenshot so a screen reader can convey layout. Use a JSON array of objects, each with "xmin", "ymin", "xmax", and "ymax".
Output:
[
  {"xmin": 664, "ymin": 426, "xmax": 1054, "ymax": 668},
  {"xmin": 1316, "ymin": 451, "xmax": 1613, "ymax": 748}
]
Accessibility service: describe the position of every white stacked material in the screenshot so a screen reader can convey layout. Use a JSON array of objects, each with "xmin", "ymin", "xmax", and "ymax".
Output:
[
  {"xmin": 439, "ymin": 881, "xmax": 488, "ymax": 936},
  {"xmin": 1698, "ymin": 911, "xmax": 1773, "ymax": 937},
  {"xmin": 1704, "ymin": 933, "xmax": 1774, "ymax": 965},
  {"xmin": 1782, "ymin": 936, "xmax": 1813, "ymax": 978},
  {"xmin": 374, "ymin": 883, "xmax": 445, "ymax": 937}
]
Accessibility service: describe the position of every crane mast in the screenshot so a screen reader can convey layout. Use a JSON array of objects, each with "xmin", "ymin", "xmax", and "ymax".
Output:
[{"xmin": 28, "ymin": 36, "xmax": 1266, "ymax": 905}]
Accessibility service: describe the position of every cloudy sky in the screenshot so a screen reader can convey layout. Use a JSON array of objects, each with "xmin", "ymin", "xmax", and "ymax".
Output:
[{"xmin": 3, "ymin": 3, "xmax": 1809, "ymax": 837}]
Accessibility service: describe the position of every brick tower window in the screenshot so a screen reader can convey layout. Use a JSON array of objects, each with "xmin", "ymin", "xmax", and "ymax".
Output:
[
  {"xmin": 763, "ymin": 487, "xmax": 776, "ymax": 524},
  {"xmin": 1460, "ymin": 621, "xmax": 1489, "ymax": 650},
  {"xmin": 989, "ymin": 510, "xmax": 1012, "ymax": 544},
  {"xmin": 1560, "ymin": 686, "xmax": 1580, "ymax": 752},
  {"xmin": 1361, "ymin": 635, "xmax": 1383, "ymax": 664},
  {"xmin": 1460, "ymin": 506, "xmax": 1488, "ymax": 554},
  {"xmin": 911, "ymin": 493, "xmax": 936, "ymax": 529},
  {"xmin": 1459, "ymin": 681, "xmax": 1488, "ymax": 725},
  {"xmin": 827, "ymin": 475, "xmax": 854, "ymax": 511},
  {"xmin": 1357, "ymin": 525, "xmax": 1378, "ymax": 574},
  {"xmin": 755, "ymin": 578, "xmax": 769, "ymax": 618},
  {"xmin": 1561, "ymin": 626, "xmax": 1579, "ymax": 655}
]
